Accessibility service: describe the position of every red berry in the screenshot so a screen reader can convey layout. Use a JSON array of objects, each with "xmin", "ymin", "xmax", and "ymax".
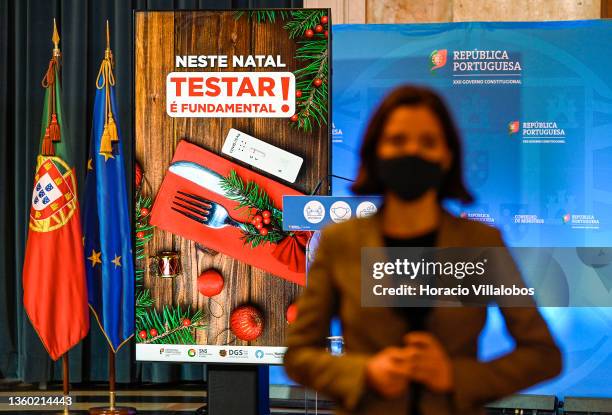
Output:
[
  {"xmin": 324, "ymin": 30, "xmax": 328, "ymax": 38},
  {"xmin": 135, "ymin": 163, "xmax": 143, "ymax": 189},
  {"xmin": 198, "ymin": 269, "xmax": 224, "ymax": 297},
  {"xmin": 321, "ymin": 15, "xmax": 328, "ymax": 24},
  {"xmin": 290, "ymin": 114, "xmax": 298, "ymax": 122},
  {"xmin": 254, "ymin": 215, "xmax": 263, "ymax": 223},
  {"xmin": 262, "ymin": 210, "xmax": 271, "ymax": 218},
  {"xmin": 149, "ymin": 328, "xmax": 158, "ymax": 337},
  {"xmin": 182, "ymin": 318, "xmax": 191, "ymax": 327},
  {"xmin": 259, "ymin": 227, "xmax": 268, "ymax": 236},
  {"xmin": 138, "ymin": 330, "xmax": 147, "ymax": 339},
  {"xmin": 313, "ymin": 78, "xmax": 322, "ymax": 87},
  {"xmin": 315, "ymin": 25, "xmax": 323, "ymax": 33},
  {"xmin": 230, "ymin": 305, "xmax": 264, "ymax": 341},
  {"xmin": 286, "ymin": 303, "xmax": 298, "ymax": 324},
  {"xmin": 305, "ymin": 29, "xmax": 314, "ymax": 38},
  {"xmin": 140, "ymin": 207, "xmax": 150, "ymax": 216},
  {"xmin": 263, "ymin": 217, "xmax": 271, "ymax": 225},
  {"xmin": 296, "ymin": 90, "xmax": 302, "ymax": 98},
  {"xmin": 255, "ymin": 222, "xmax": 263, "ymax": 230},
  {"xmin": 136, "ymin": 231, "xmax": 145, "ymax": 239},
  {"xmin": 251, "ymin": 219, "xmax": 258, "ymax": 226}
]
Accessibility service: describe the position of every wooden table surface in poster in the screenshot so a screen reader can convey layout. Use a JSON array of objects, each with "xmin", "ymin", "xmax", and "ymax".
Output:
[{"xmin": 135, "ymin": 11, "xmax": 329, "ymax": 348}]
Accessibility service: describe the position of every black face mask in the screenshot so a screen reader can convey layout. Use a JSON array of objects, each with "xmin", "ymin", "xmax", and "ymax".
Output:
[{"xmin": 377, "ymin": 155, "xmax": 444, "ymax": 201}]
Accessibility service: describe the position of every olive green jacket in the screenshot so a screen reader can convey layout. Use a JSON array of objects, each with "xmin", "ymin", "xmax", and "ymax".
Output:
[{"xmin": 284, "ymin": 212, "xmax": 562, "ymax": 415}]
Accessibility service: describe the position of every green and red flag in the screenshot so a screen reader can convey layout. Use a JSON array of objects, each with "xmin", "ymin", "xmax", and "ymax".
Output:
[{"xmin": 22, "ymin": 22, "xmax": 89, "ymax": 360}]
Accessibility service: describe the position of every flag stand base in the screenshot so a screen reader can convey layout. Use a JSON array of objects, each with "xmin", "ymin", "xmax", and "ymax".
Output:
[{"xmin": 88, "ymin": 407, "xmax": 137, "ymax": 415}]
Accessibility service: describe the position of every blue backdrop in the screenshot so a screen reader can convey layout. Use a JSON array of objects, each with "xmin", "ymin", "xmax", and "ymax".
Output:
[{"xmin": 328, "ymin": 20, "xmax": 612, "ymax": 398}]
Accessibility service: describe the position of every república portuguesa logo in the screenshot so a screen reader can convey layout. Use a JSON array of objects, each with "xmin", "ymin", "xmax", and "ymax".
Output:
[
  {"xmin": 563, "ymin": 213, "xmax": 600, "ymax": 229},
  {"xmin": 428, "ymin": 48, "xmax": 523, "ymax": 85},
  {"xmin": 430, "ymin": 49, "xmax": 447, "ymax": 71},
  {"xmin": 508, "ymin": 120, "xmax": 567, "ymax": 144},
  {"xmin": 508, "ymin": 121, "xmax": 520, "ymax": 135}
]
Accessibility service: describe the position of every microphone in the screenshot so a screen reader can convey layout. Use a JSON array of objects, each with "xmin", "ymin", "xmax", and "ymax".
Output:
[{"xmin": 398, "ymin": 307, "xmax": 432, "ymax": 415}]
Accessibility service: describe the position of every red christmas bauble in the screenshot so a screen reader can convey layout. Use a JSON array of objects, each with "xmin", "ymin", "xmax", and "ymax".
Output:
[
  {"xmin": 254, "ymin": 215, "xmax": 263, "ymax": 223},
  {"xmin": 259, "ymin": 227, "xmax": 268, "ymax": 236},
  {"xmin": 182, "ymin": 318, "xmax": 191, "ymax": 327},
  {"xmin": 198, "ymin": 269, "xmax": 224, "ymax": 297},
  {"xmin": 305, "ymin": 29, "xmax": 314, "ymax": 38},
  {"xmin": 138, "ymin": 330, "xmax": 147, "ymax": 339},
  {"xmin": 230, "ymin": 305, "xmax": 264, "ymax": 341},
  {"xmin": 262, "ymin": 217, "xmax": 271, "ymax": 225},
  {"xmin": 149, "ymin": 328, "xmax": 158, "ymax": 337},
  {"xmin": 315, "ymin": 25, "xmax": 323, "ymax": 33},
  {"xmin": 135, "ymin": 162, "xmax": 143, "ymax": 189},
  {"xmin": 290, "ymin": 114, "xmax": 299, "ymax": 122},
  {"xmin": 321, "ymin": 15, "xmax": 328, "ymax": 24},
  {"xmin": 262, "ymin": 210, "xmax": 271, "ymax": 218},
  {"xmin": 251, "ymin": 218, "xmax": 258, "ymax": 225},
  {"xmin": 255, "ymin": 222, "xmax": 264, "ymax": 230},
  {"xmin": 313, "ymin": 78, "xmax": 323, "ymax": 87},
  {"xmin": 296, "ymin": 90, "xmax": 302, "ymax": 98},
  {"xmin": 140, "ymin": 207, "xmax": 150, "ymax": 216},
  {"xmin": 324, "ymin": 30, "xmax": 328, "ymax": 38},
  {"xmin": 136, "ymin": 231, "xmax": 145, "ymax": 239},
  {"xmin": 286, "ymin": 303, "xmax": 298, "ymax": 324}
]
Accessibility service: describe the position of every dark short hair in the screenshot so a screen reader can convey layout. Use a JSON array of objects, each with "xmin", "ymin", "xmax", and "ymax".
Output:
[{"xmin": 351, "ymin": 85, "xmax": 474, "ymax": 204}]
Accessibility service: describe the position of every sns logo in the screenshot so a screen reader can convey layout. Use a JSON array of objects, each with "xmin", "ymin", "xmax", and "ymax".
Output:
[
  {"xmin": 508, "ymin": 120, "xmax": 520, "ymax": 135},
  {"xmin": 430, "ymin": 49, "xmax": 448, "ymax": 71},
  {"xmin": 187, "ymin": 349, "xmax": 196, "ymax": 357}
]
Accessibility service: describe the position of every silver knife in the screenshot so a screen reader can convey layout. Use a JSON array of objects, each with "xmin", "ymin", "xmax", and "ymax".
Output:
[{"xmin": 168, "ymin": 161, "xmax": 228, "ymax": 197}]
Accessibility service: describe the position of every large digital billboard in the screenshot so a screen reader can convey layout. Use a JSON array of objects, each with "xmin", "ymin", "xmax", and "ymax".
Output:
[{"xmin": 134, "ymin": 9, "xmax": 330, "ymax": 364}]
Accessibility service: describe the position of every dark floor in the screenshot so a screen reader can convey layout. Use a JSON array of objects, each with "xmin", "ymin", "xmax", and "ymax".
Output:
[{"xmin": 0, "ymin": 381, "xmax": 334, "ymax": 414}]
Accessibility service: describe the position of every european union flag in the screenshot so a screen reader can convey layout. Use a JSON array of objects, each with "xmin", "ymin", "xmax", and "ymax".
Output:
[{"xmin": 82, "ymin": 45, "xmax": 134, "ymax": 352}]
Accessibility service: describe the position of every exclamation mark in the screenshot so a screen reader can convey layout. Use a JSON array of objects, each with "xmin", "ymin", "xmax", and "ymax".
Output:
[{"xmin": 280, "ymin": 77, "xmax": 290, "ymax": 113}]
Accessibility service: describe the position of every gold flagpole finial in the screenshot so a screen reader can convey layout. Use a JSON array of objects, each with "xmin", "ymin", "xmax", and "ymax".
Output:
[
  {"xmin": 106, "ymin": 20, "xmax": 110, "ymax": 50},
  {"xmin": 105, "ymin": 20, "xmax": 113, "ymax": 61},
  {"xmin": 52, "ymin": 18, "xmax": 60, "ymax": 57}
]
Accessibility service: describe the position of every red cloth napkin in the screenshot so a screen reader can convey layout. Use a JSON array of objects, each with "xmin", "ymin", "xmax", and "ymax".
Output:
[{"xmin": 150, "ymin": 140, "xmax": 306, "ymax": 286}]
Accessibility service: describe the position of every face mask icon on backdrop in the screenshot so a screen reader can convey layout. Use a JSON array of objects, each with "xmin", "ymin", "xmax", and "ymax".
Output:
[{"xmin": 330, "ymin": 207, "xmax": 349, "ymax": 218}]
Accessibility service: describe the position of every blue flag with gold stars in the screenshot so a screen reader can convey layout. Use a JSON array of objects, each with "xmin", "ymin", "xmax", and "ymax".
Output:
[{"xmin": 82, "ymin": 45, "xmax": 134, "ymax": 352}]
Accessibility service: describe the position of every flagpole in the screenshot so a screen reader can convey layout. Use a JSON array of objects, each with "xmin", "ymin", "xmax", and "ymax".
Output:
[
  {"xmin": 61, "ymin": 354, "xmax": 71, "ymax": 415},
  {"xmin": 56, "ymin": 353, "xmax": 78, "ymax": 414},
  {"xmin": 87, "ymin": 20, "xmax": 136, "ymax": 415},
  {"xmin": 89, "ymin": 346, "xmax": 136, "ymax": 415},
  {"xmin": 109, "ymin": 348, "xmax": 116, "ymax": 410}
]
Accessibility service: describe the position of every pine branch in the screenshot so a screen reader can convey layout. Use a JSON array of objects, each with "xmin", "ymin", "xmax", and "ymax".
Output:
[
  {"xmin": 219, "ymin": 170, "xmax": 288, "ymax": 248},
  {"xmin": 284, "ymin": 10, "xmax": 325, "ymax": 39},
  {"xmin": 135, "ymin": 191, "xmax": 154, "ymax": 260},
  {"xmin": 137, "ymin": 305, "xmax": 205, "ymax": 345},
  {"xmin": 136, "ymin": 289, "xmax": 154, "ymax": 326},
  {"xmin": 234, "ymin": 10, "xmax": 290, "ymax": 23},
  {"xmin": 294, "ymin": 39, "xmax": 328, "ymax": 132}
]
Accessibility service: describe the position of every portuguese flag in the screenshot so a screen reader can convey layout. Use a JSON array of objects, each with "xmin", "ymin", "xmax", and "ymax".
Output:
[{"xmin": 22, "ymin": 45, "xmax": 89, "ymax": 360}]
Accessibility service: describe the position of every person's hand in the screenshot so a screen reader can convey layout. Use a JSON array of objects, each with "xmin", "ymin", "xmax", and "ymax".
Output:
[
  {"xmin": 403, "ymin": 332, "xmax": 454, "ymax": 393},
  {"xmin": 365, "ymin": 347, "xmax": 412, "ymax": 398}
]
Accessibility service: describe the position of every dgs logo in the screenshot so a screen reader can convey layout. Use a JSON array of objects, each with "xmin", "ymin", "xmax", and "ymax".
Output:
[{"xmin": 228, "ymin": 349, "xmax": 245, "ymax": 356}]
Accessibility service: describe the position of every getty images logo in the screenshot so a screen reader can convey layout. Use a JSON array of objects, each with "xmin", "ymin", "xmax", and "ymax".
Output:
[{"xmin": 430, "ymin": 49, "xmax": 448, "ymax": 71}]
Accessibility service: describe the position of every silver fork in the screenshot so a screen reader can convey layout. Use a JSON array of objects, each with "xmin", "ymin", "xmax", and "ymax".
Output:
[{"xmin": 171, "ymin": 191, "xmax": 247, "ymax": 231}]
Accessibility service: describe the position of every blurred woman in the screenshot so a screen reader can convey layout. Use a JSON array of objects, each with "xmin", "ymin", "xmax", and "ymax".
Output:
[{"xmin": 283, "ymin": 86, "xmax": 561, "ymax": 415}]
